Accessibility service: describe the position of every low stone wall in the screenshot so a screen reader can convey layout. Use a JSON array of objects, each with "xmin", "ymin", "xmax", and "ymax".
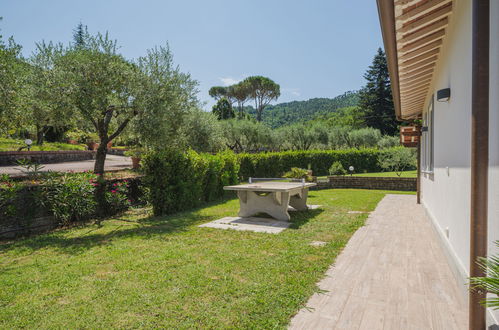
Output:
[
  {"xmin": 107, "ymin": 148, "xmax": 127, "ymax": 156},
  {"xmin": 0, "ymin": 150, "xmax": 96, "ymax": 166},
  {"xmin": 327, "ymin": 176, "xmax": 416, "ymax": 191},
  {"xmin": 0, "ymin": 177, "xmax": 143, "ymax": 239}
]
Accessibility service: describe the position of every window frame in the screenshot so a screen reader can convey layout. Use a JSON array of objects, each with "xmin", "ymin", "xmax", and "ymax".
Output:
[{"xmin": 422, "ymin": 95, "xmax": 434, "ymax": 173}]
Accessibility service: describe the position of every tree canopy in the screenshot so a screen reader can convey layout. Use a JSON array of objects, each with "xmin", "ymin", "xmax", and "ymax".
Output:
[{"xmin": 358, "ymin": 48, "xmax": 398, "ymax": 135}]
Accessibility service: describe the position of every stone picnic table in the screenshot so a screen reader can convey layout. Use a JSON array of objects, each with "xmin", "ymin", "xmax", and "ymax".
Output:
[{"xmin": 223, "ymin": 181, "xmax": 317, "ymax": 221}]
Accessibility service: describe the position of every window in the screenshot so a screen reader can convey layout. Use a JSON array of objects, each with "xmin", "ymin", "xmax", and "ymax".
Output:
[{"xmin": 422, "ymin": 96, "xmax": 434, "ymax": 172}]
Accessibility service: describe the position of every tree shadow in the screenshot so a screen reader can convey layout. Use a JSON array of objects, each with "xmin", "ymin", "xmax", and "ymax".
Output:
[
  {"xmin": 289, "ymin": 208, "xmax": 324, "ymax": 229},
  {"xmin": 0, "ymin": 198, "xmax": 233, "ymax": 256}
]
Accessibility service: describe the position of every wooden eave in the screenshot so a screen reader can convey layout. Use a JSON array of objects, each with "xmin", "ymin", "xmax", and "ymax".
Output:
[{"xmin": 377, "ymin": 0, "xmax": 453, "ymax": 120}]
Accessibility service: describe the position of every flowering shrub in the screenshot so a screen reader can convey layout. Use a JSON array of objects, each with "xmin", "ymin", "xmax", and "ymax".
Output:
[
  {"xmin": 41, "ymin": 172, "xmax": 97, "ymax": 224},
  {"xmin": 105, "ymin": 180, "xmax": 131, "ymax": 214}
]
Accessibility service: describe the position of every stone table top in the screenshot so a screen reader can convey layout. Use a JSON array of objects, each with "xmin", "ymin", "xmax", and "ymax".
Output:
[{"xmin": 224, "ymin": 181, "xmax": 316, "ymax": 192}]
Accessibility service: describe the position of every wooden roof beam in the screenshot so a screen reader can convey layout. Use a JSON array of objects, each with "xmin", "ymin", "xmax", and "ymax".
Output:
[
  {"xmin": 400, "ymin": 83, "xmax": 431, "ymax": 97},
  {"xmin": 400, "ymin": 39, "xmax": 442, "ymax": 60},
  {"xmin": 400, "ymin": 55, "xmax": 438, "ymax": 73},
  {"xmin": 397, "ymin": 0, "xmax": 451, "ymax": 22},
  {"xmin": 400, "ymin": 78, "xmax": 432, "ymax": 91},
  {"xmin": 399, "ymin": 3, "xmax": 452, "ymax": 34},
  {"xmin": 401, "ymin": 48, "xmax": 440, "ymax": 66},
  {"xmin": 398, "ymin": 17, "xmax": 448, "ymax": 44},
  {"xmin": 400, "ymin": 63, "xmax": 435, "ymax": 79},
  {"xmin": 399, "ymin": 29, "xmax": 445, "ymax": 53}
]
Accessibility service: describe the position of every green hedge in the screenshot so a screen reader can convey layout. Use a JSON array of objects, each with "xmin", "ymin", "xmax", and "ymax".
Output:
[
  {"xmin": 142, "ymin": 149, "xmax": 239, "ymax": 216},
  {"xmin": 238, "ymin": 149, "xmax": 385, "ymax": 179}
]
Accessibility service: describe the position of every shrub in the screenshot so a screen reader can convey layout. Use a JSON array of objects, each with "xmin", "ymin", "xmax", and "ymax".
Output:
[
  {"xmin": 105, "ymin": 180, "xmax": 131, "ymax": 214},
  {"xmin": 329, "ymin": 161, "xmax": 347, "ymax": 176},
  {"xmin": 142, "ymin": 149, "xmax": 239, "ymax": 216},
  {"xmin": 238, "ymin": 148, "xmax": 384, "ymax": 179},
  {"xmin": 41, "ymin": 172, "xmax": 97, "ymax": 224},
  {"xmin": 0, "ymin": 175, "xmax": 23, "ymax": 218},
  {"xmin": 283, "ymin": 167, "xmax": 313, "ymax": 182}
]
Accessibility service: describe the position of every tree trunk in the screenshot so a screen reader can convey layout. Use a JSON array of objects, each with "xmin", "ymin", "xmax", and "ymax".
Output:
[
  {"xmin": 94, "ymin": 139, "xmax": 109, "ymax": 222},
  {"xmin": 36, "ymin": 125, "xmax": 44, "ymax": 145},
  {"xmin": 93, "ymin": 139, "xmax": 108, "ymax": 175}
]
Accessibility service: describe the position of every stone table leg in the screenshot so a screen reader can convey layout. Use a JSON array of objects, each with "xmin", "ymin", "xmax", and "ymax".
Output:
[
  {"xmin": 289, "ymin": 188, "xmax": 309, "ymax": 211},
  {"xmin": 237, "ymin": 191, "xmax": 291, "ymax": 221}
]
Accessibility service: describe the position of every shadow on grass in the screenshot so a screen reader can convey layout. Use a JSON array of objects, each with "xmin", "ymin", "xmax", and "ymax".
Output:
[
  {"xmin": 289, "ymin": 208, "xmax": 324, "ymax": 229},
  {"xmin": 0, "ymin": 198, "xmax": 233, "ymax": 255}
]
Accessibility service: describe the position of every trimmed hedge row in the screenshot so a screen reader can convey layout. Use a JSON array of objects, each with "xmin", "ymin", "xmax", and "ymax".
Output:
[
  {"xmin": 238, "ymin": 149, "xmax": 385, "ymax": 179},
  {"xmin": 142, "ymin": 150, "xmax": 239, "ymax": 216}
]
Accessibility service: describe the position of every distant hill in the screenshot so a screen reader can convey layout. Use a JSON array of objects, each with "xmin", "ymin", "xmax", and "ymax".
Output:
[{"xmin": 246, "ymin": 91, "xmax": 360, "ymax": 128}]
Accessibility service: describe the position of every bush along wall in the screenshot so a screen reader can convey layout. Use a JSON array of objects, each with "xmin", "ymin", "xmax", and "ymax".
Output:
[
  {"xmin": 142, "ymin": 149, "xmax": 239, "ymax": 216},
  {"xmin": 0, "ymin": 173, "xmax": 143, "ymax": 238},
  {"xmin": 238, "ymin": 148, "xmax": 389, "ymax": 179}
]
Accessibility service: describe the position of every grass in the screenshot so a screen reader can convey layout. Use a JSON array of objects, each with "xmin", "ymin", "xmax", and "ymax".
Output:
[
  {"xmin": 0, "ymin": 138, "xmax": 86, "ymax": 151},
  {"xmin": 351, "ymin": 170, "xmax": 417, "ymax": 177},
  {"xmin": 0, "ymin": 189, "xmax": 413, "ymax": 328},
  {"xmin": 317, "ymin": 170, "xmax": 417, "ymax": 180}
]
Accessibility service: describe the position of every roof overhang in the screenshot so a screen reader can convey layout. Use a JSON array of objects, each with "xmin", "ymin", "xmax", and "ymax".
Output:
[{"xmin": 377, "ymin": 0, "xmax": 453, "ymax": 120}]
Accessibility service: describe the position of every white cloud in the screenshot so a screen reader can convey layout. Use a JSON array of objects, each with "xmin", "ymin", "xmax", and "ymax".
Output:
[
  {"xmin": 282, "ymin": 88, "xmax": 301, "ymax": 97},
  {"xmin": 219, "ymin": 77, "xmax": 241, "ymax": 86}
]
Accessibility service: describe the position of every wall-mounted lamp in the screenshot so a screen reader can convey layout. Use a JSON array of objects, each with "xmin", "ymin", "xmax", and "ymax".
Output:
[{"xmin": 436, "ymin": 88, "xmax": 451, "ymax": 102}]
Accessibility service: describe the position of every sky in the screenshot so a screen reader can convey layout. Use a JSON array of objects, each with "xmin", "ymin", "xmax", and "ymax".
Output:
[{"xmin": 1, "ymin": 0, "xmax": 383, "ymax": 110}]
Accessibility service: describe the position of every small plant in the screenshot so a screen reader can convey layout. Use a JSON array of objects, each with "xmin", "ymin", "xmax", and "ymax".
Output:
[
  {"xmin": 329, "ymin": 161, "xmax": 347, "ymax": 176},
  {"xmin": 283, "ymin": 167, "xmax": 313, "ymax": 182},
  {"xmin": 16, "ymin": 159, "xmax": 45, "ymax": 179},
  {"xmin": 470, "ymin": 241, "xmax": 499, "ymax": 309}
]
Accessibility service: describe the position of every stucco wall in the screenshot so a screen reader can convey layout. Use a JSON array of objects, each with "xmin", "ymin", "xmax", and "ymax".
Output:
[
  {"xmin": 420, "ymin": 0, "xmax": 499, "ymax": 323},
  {"xmin": 488, "ymin": 0, "xmax": 499, "ymax": 323}
]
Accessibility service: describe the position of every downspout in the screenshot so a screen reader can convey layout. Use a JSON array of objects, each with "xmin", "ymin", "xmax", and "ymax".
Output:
[{"xmin": 469, "ymin": 0, "xmax": 489, "ymax": 329}]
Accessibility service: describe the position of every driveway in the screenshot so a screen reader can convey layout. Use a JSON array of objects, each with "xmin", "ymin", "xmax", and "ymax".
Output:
[{"xmin": 0, "ymin": 155, "xmax": 132, "ymax": 176}]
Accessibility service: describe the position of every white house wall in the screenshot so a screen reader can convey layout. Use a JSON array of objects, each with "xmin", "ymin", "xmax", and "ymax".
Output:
[{"xmin": 420, "ymin": 0, "xmax": 499, "ymax": 323}]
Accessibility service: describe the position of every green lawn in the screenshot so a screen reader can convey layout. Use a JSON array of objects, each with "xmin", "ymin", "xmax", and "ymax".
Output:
[
  {"xmin": 0, "ymin": 189, "xmax": 413, "ymax": 328},
  {"xmin": 0, "ymin": 138, "xmax": 86, "ymax": 151},
  {"xmin": 317, "ymin": 170, "xmax": 417, "ymax": 180},
  {"xmin": 352, "ymin": 170, "xmax": 417, "ymax": 177}
]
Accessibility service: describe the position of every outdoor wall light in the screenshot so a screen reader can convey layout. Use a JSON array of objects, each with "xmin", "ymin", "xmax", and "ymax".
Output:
[
  {"xmin": 25, "ymin": 139, "xmax": 33, "ymax": 151},
  {"xmin": 349, "ymin": 166, "xmax": 354, "ymax": 176},
  {"xmin": 436, "ymin": 88, "xmax": 451, "ymax": 102}
]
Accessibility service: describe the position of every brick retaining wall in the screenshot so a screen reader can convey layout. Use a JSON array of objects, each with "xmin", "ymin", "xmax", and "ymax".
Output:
[
  {"xmin": 0, "ymin": 150, "xmax": 96, "ymax": 166},
  {"xmin": 327, "ymin": 176, "xmax": 416, "ymax": 191}
]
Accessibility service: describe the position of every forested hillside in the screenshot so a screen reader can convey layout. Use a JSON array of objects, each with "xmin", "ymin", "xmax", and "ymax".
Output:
[{"xmin": 246, "ymin": 91, "xmax": 359, "ymax": 128}]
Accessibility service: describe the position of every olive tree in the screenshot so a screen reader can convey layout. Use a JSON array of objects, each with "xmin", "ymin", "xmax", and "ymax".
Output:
[
  {"xmin": 378, "ymin": 147, "xmax": 416, "ymax": 176},
  {"xmin": 220, "ymin": 119, "xmax": 275, "ymax": 152},
  {"xmin": 0, "ymin": 23, "xmax": 24, "ymax": 133},
  {"xmin": 279, "ymin": 123, "xmax": 328, "ymax": 150},
  {"xmin": 132, "ymin": 45, "xmax": 199, "ymax": 151},
  {"xmin": 25, "ymin": 42, "xmax": 70, "ymax": 145},
  {"xmin": 182, "ymin": 109, "xmax": 225, "ymax": 153},
  {"xmin": 54, "ymin": 33, "xmax": 140, "ymax": 174}
]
